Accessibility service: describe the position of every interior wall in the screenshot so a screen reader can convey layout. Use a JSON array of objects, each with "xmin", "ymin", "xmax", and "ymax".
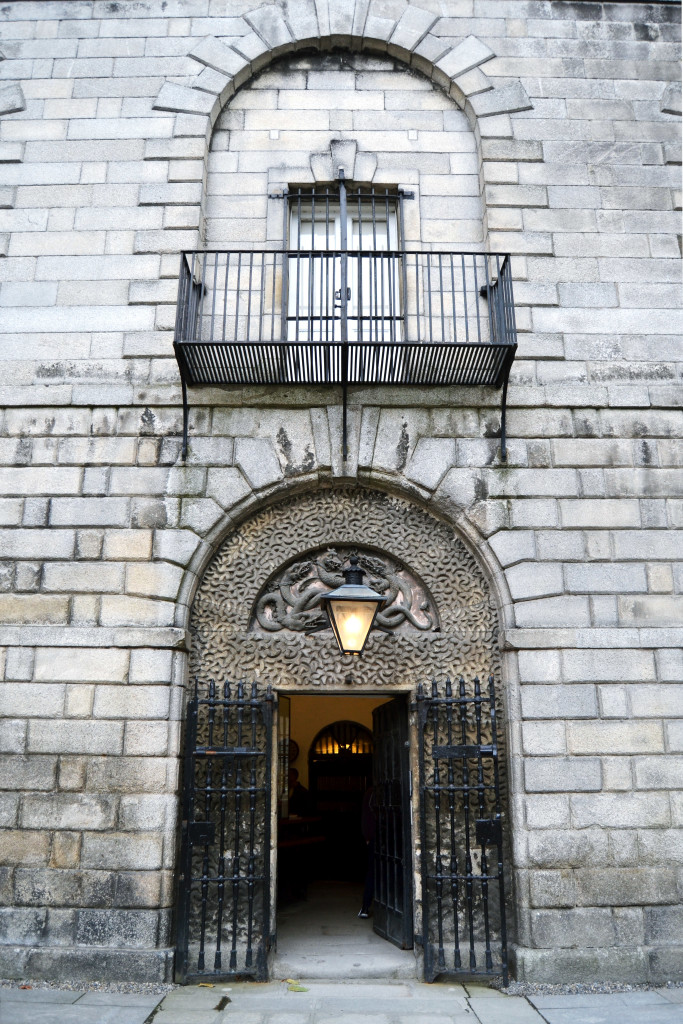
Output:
[{"xmin": 288, "ymin": 694, "xmax": 391, "ymax": 787}]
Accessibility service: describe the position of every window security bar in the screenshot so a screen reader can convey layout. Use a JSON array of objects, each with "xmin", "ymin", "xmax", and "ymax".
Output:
[{"xmin": 173, "ymin": 249, "xmax": 517, "ymax": 462}]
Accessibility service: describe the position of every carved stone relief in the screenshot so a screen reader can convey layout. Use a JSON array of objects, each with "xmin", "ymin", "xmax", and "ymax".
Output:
[
  {"xmin": 189, "ymin": 487, "xmax": 500, "ymax": 691},
  {"xmin": 251, "ymin": 546, "xmax": 437, "ymax": 635}
]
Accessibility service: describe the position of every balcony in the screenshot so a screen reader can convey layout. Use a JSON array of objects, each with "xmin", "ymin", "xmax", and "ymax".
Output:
[{"xmin": 173, "ymin": 249, "xmax": 517, "ymax": 461}]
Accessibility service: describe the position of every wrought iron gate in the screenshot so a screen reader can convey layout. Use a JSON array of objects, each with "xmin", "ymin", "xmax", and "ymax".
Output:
[
  {"xmin": 418, "ymin": 677, "xmax": 508, "ymax": 985},
  {"xmin": 176, "ymin": 680, "xmax": 273, "ymax": 983},
  {"xmin": 372, "ymin": 697, "xmax": 413, "ymax": 949}
]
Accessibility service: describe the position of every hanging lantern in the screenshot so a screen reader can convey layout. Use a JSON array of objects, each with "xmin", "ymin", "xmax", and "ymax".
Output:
[{"xmin": 319, "ymin": 555, "xmax": 386, "ymax": 656}]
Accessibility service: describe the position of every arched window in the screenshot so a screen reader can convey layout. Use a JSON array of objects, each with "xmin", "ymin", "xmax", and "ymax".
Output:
[{"xmin": 309, "ymin": 720, "xmax": 374, "ymax": 757}]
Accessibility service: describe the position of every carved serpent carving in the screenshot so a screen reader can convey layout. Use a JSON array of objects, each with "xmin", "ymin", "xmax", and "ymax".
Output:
[{"xmin": 252, "ymin": 546, "xmax": 436, "ymax": 634}]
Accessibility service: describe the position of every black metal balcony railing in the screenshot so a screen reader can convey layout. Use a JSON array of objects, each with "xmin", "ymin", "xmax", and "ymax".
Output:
[{"xmin": 173, "ymin": 249, "xmax": 517, "ymax": 461}]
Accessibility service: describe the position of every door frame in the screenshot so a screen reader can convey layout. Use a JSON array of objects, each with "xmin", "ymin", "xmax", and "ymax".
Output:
[{"xmin": 269, "ymin": 687, "xmax": 416, "ymax": 960}]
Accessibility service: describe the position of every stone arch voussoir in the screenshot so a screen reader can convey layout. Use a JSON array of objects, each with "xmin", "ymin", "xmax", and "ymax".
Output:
[{"xmin": 141, "ymin": 1, "xmax": 534, "ymax": 264}]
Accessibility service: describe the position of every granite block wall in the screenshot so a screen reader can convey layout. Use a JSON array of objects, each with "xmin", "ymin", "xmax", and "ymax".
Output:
[{"xmin": 0, "ymin": 0, "xmax": 680, "ymax": 985}]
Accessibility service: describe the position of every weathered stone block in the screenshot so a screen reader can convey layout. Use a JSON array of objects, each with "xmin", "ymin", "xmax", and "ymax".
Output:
[
  {"xmin": 81, "ymin": 834, "xmax": 163, "ymax": 871},
  {"xmin": 0, "ymin": 84, "xmax": 26, "ymax": 117},
  {"xmin": 125, "ymin": 563, "xmax": 183, "ymax": 601},
  {"xmin": 471, "ymin": 82, "xmax": 533, "ymax": 118},
  {"xmin": 35, "ymin": 648, "xmax": 129, "ymax": 683},
  {"xmin": 570, "ymin": 792, "xmax": 670, "ymax": 829},
  {"xmin": 525, "ymin": 794, "xmax": 571, "ymax": 830},
  {"xmin": 234, "ymin": 438, "xmax": 283, "ymax": 490},
  {"xmin": 388, "ymin": 6, "xmax": 437, "ymax": 54},
  {"xmin": 568, "ymin": 721, "xmax": 664, "ymax": 755},
  {"xmin": 190, "ymin": 36, "xmax": 249, "ymax": 79},
  {"xmin": 0, "ymin": 755, "xmax": 57, "ymax": 792},
  {"xmin": 13, "ymin": 867, "xmax": 114, "ymax": 909},
  {"xmin": 113, "ymin": 871, "xmax": 162, "ymax": 909},
  {"xmin": 530, "ymin": 908, "xmax": 615, "ymax": 949},
  {"xmin": 75, "ymin": 909, "xmax": 159, "ymax": 949},
  {"xmin": 128, "ymin": 649, "xmax": 173, "ymax": 684},
  {"xmin": 28, "ymin": 720, "xmax": 124, "ymax": 756},
  {"xmin": 249, "ymin": 5, "xmax": 295, "ymax": 47},
  {"xmin": 0, "ymin": 830, "xmax": 49, "ymax": 866},
  {"xmin": 119, "ymin": 795, "xmax": 173, "ymax": 832},
  {"xmin": 153, "ymin": 83, "xmax": 215, "ymax": 116},
  {"xmin": 85, "ymin": 756, "xmax": 171, "ymax": 794},
  {"xmin": 24, "ymin": 946, "xmax": 172, "ymax": 984},
  {"xmin": 515, "ymin": 596, "xmax": 591, "ymax": 628},
  {"xmin": 21, "ymin": 793, "xmax": 116, "ymax": 831},
  {"xmin": 404, "ymin": 437, "xmax": 456, "ymax": 491},
  {"xmin": 529, "ymin": 869, "xmax": 577, "ymax": 909},
  {"xmin": 522, "ymin": 721, "xmax": 566, "ymax": 756},
  {"xmin": 505, "ymin": 562, "xmax": 563, "ymax": 600},
  {"xmin": 0, "ymin": 908, "xmax": 46, "ymax": 946},
  {"xmin": 0, "ymin": 720, "xmax": 26, "ymax": 755},
  {"xmin": 0, "ymin": 683, "xmax": 65, "ymax": 719},
  {"xmin": 634, "ymin": 756, "xmax": 683, "ymax": 790},
  {"xmin": 577, "ymin": 868, "xmax": 678, "ymax": 908},
  {"xmin": 525, "ymin": 756, "xmax": 602, "ymax": 793},
  {"xmin": 51, "ymin": 833, "xmax": 81, "ymax": 870},
  {"xmin": 514, "ymin": 946, "xmax": 648, "ymax": 985},
  {"xmin": 92, "ymin": 684, "xmax": 170, "ymax": 721}
]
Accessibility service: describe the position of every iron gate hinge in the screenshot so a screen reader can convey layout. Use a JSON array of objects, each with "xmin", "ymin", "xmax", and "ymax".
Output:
[
  {"xmin": 475, "ymin": 818, "xmax": 502, "ymax": 847},
  {"xmin": 433, "ymin": 744, "xmax": 494, "ymax": 759},
  {"xmin": 187, "ymin": 820, "xmax": 216, "ymax": 845}
]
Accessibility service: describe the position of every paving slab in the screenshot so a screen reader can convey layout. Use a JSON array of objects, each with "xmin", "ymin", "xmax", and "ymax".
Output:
[
  {"xmin": 76, "ymin": 991, "xmax": 163, "ymax": 1008},
  {"xmin": 467, "ymin": 996, "xmax": 546, "ymax": 1023},
  {"xmin": 658, "ymin": 989, "xmax": 683, "ymax": 1003},
  {"xmin": 529, "ymin": 991, "xmax": 670, "ymax": 1008},
  {"xmin": 0, "ymin": 1004, "xmax": 150, "ymax": 1024},
  {"xmin": 0, "ymin": 989, "xmax": 82, "ymax": 1003},
  {"xmin": 539, "ymin": 1005, "xmax": 683, "ymax": 1024}
]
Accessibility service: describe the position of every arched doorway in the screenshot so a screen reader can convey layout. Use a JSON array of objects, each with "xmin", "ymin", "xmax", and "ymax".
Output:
[{"xmin": 177, "ymin": 487, "xmax": 509, "ymax": 984}]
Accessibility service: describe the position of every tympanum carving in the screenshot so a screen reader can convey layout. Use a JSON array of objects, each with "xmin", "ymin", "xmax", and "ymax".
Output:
[{"xmin": 252, "ymin": 547, "xmax": 436, "ymax": 634}]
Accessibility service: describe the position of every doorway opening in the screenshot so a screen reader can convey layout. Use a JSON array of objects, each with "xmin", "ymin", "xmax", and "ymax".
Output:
[{"xmin": 273, "ymin": 693, "xmax": 416, "ymax": 979}]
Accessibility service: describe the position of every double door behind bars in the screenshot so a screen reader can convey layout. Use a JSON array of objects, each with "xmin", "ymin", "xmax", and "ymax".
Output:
[{"xmin": 175, "ymin": 679, "xmax": 508, "ymax": 985}]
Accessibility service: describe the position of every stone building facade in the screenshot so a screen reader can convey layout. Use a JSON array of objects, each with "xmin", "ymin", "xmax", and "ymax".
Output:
[{"xmin": 0, "ymin": 0, "xmax": 681, "ymax": 987}]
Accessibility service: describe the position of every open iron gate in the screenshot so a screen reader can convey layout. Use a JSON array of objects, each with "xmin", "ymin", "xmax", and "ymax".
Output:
[
  {"xmin": 372, "ymin": 696, "xmax": 413, "ymax": 950},
  {"xmin": 418, "ymin": 677, "xmax": 509, "ymax": 985},
  {"xmin": 176, "ymin": 681, "xmax": 273, "ymax": 983}
]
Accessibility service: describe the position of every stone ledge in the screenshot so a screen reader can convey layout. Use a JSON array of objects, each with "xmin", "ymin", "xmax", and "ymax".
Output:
[
  {"xmin": 512, "ymin": 943, "xmax": 683, "ymax": 985},
  {"xmin": 0, "ymin": 944, "xmax": 174, "ymax": 984},
  {"xmin": 505, "ymin": 628, "xmax": 683, "ymax": 650},
  {"xmin": 0, "ymin": 626, "xmax": 189, "ymax": 649}
]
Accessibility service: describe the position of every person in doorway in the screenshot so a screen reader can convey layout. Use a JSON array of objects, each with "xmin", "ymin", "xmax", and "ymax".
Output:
[
  {"xmin": 359, "ymin": 785, "xmax": 377, "ymax": 918},
  {"xmin": 287, "ymin": 767, "xmax": 311, "ymax": 817}
]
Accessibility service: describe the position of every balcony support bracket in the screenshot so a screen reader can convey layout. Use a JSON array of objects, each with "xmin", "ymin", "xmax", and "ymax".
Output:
[
  {"xmin": 500, "ymin": 371, "xmax": 509, "ymax": 463},
  {"xmin": 181, "ymin": 375, "xmax": 189, "ymax": 461}
]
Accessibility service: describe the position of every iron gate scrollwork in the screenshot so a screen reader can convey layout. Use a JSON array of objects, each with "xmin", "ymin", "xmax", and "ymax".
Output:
[
  {"xmin": 418, "ymin": 676, "xmax": 508, "ymax": 985},
  {"xmin": 176, "ymin": 680, "xmax": 273, "ymax": 983}
]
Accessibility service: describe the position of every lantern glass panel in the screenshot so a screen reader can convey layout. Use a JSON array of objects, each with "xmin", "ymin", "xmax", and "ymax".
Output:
[{"xmin": 328, "ymin": 598, "xmax": 379, "ymax": 654}]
